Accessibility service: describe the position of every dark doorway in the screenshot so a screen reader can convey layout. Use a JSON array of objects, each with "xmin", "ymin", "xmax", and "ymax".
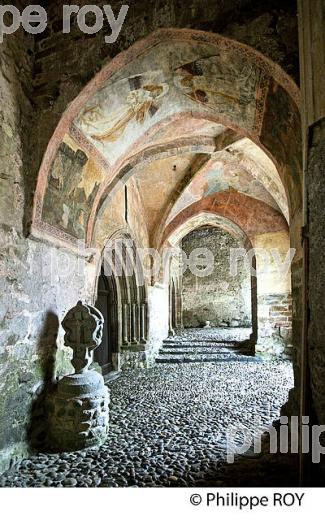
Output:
[{"xmin": 94, "ymin": 267, "xmax": 118, "ymax": 374}]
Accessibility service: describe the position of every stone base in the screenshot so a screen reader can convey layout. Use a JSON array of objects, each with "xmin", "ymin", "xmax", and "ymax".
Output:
[
  {"xmin": 256, "ymin": 335, "xmax": 292, "ymax": 360},
  {"xmin": 118, "ymin": 350, "xmax": 147, "ymax": 370},
  {"xmin": 47, "ymin": 371, "xmax": 110, "ymax": 452}
]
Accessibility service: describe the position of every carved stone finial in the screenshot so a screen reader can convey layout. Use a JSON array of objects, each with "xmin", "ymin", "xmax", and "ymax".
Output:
[
  {"xmin": 62, "ymin": 301, "xmax": 104, "ymax": 374},
  {"xmin": 47, "ymin": 301, "xmax": 109, "ymax": 452}
]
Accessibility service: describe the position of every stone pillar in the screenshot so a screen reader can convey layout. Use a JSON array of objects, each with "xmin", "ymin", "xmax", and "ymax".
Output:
[
  {"xmin": 140, "ymin": 303, "xmax": 147, "ymax": 344},
  {"xmin": 47, "ymin": 301, "xmax": 110, "ymax": 451},
  {"xmin": 131, "ymin": 302, "xmax": 138, "ymax": 344},
  {"xmin": 176, "ymin": 289, "xmax": 183, "ymax": 329},
  {"xmin": 250, "ymin": 270, "xmax": 258, "ymax": 344},
  {"xmin": 252, "ymin": 231, "xmax": 293, "ymax": 358},
  {"xmin": 168, "ymin": 286, "xmax": 175, "ymax": 336},
  {"xmin": 128, "ymin": 303, "xmax": 132, "ymax": 343},
  {"xmin": 122, "ymin": 303, "xmax": 129, "ymax": 345},
  {"xmin": 298, "ymin": 0, "xmax": 325, "ymax": 483}
]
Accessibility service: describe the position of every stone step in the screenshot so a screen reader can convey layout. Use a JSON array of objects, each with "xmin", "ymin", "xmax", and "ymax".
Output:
[
  {"xmin": 162, "ymin": 342, "xmax": 238, "ymax": 349},
  {"xmin": 163, "ymin": 339, "xmax": 237, "ymax": 345},
  {"xmin": 103, "ymin": 371, "xmax": 121, "ymax": 384},
  {"xmin": 159, "ymin": 347, "xmax": 241, "ymax": 355},
  {"xmin": 156, "ymin": 332, "xmax": 255, "ymax": 364},
  {"xmin": 155, "ymin": 354, "xmax": 261, "ymax": 364}
]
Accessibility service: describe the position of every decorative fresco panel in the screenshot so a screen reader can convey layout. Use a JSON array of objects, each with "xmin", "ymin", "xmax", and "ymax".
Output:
[
  {"xmin": 35, "ymin": 35, "xmax": 298, "ymax": 247},
  {"xmin": 75, "ymin": 71, "xmax": 169, "ymax": 156},
  {"xmin": 173, "ymin": 54, "xmax": 261, "ymax": 131},
  {"xmin": 42, "ymin": 141, "xmax": 103, "ymax": 239}
]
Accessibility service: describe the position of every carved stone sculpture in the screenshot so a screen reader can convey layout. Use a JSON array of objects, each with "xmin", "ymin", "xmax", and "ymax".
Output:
[
  {"xmin": 47, "ymin": 301, "xmax": 110, "ymax": 452},
  {"xmin": 62, "ymin": 301, "xmax": 104, "ymax": 373}
]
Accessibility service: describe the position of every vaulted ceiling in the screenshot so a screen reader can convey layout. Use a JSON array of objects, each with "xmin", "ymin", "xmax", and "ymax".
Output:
[{"xmin": 31, "ymin": 30, "xmax": 300, "ymax": 252}]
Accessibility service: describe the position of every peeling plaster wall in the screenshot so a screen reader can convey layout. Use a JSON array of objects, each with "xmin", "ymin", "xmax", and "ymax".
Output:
[{"xmin": 181, "ymin": 228, "xmax": 252, "ymax": 328}]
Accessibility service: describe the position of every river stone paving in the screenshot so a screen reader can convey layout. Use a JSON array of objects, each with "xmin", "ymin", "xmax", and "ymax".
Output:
[{"xmin": 0, "ymin": 360, "xmax": 294, "ymax": 487}]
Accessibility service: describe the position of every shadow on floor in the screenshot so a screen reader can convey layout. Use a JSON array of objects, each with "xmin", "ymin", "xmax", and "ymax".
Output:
[{"xmin": 200, "ymin": 453, "xmax": 300, "ymax": 487}]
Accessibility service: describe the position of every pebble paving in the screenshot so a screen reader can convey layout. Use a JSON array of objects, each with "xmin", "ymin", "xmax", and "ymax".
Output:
[{"xmin": 0, "ymin": 359, "xmax": 294, "ymax": 487}]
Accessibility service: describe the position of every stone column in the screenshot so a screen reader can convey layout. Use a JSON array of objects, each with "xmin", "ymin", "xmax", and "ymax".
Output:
[
  {"xmin": 252, "ymin": 232, "xmax": 293, "ymax": 358},
  {"xmin": 140, "ymin": 303, "xmax": 147, "ymax": 343},
  {"xmin": 131, "ymin": 302, "xmax": 138, "ymax": 344},
  {"xmin": 136, "ymin": 303, "xmax": 141, "ymax": 343},
  {"xmin": 168, "ymin": 284, "xmax": 175, "ymax": 336},
  {"xmin": 122, "ymin": 303, "xmax": 130, "ymax": 345},
  {"xmin": 176, "ymin": 290, "xmax": 183, "ymax": 329},
  {"xmin": 128, "ymin": 303, "xmax": 132, "ymax": 343}
]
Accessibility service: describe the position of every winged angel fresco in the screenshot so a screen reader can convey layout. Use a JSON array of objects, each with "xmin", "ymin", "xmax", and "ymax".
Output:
[{"xmin": 77, "ymin": 72, "xmax": 169, "ymax": 143}]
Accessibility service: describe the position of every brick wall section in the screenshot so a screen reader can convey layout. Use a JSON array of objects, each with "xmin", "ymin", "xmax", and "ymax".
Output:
[{"xmin": 258, "ymin": 293, "xmax": 293, "ymax": 342}]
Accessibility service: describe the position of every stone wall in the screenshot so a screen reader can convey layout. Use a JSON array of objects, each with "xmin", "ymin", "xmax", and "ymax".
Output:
[
  {"xmin": 258, "ymin": 293, "xmax": 292, "ymax": 341},
  {"xmin": 0, "ymin": 9, "xmax": 33, "ymax": 233},
  {"xmin": 0, "ymin": 21, "xmax": 101, "ymax": 464},
  {"xmin": 0, "ymin": 14, "xmax": 36, "ymax": 471},
  {"xmin": 181, "ymin": 228, "xmax": 251, "ymax": 328},
  {"xmin": 308, "ymin": 118, "xmax": 325, "ymax": 425},
  {"xmin": 0, "ymin": 228, "xmax": 92, "ymax": 471}
]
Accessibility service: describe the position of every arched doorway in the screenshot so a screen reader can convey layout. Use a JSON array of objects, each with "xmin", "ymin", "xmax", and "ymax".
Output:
[
  {"xmin": 94, "ymin": 233, "xmax": 149, "ymax": 371},
  {"xmin": 94, "ymin": 265, "xmax": 118, "ymax": 374}
]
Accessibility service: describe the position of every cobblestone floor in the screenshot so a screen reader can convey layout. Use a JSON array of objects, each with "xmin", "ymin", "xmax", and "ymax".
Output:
[{"xmin": 0, "ymin": 360, "xmax": 295, "ymax": 487}]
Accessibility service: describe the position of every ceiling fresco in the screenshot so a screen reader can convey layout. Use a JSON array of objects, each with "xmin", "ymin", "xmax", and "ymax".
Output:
[
  {"xmin": 32, "ymin": 30, "xmax": 300, "ymax": 250},
  {"xmin": 73, "ymin": 40, "xmax": 267, "ymax": 165},
  {"xmin": 166, "ymin": 139, "xmax": 289, "ymax": 227}
]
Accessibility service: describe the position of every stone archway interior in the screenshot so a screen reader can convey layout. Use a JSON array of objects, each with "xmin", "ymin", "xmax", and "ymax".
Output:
[{"xmin": 30, "ymin": 29, "xmax": 299, "ymax": 366}]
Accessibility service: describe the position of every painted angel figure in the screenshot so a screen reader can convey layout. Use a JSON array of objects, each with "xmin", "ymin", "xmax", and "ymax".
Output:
[{"xmin": 77, "ymin": 73, "xmax": 169, "ymax": 143}]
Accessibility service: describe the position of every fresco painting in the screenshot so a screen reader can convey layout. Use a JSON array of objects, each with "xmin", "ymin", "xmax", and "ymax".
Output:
[
  {"xmin": 76, "ymin": 71, "xmax": 169, "ymax": 146},
  {"xmin": 203, "ymin": 166, "xmax": 229, "ymax": 196},
  {"xmin": 39, "ymin": 40, "xmax": 296, "ymax": 244},
  {"xmin": 167, "ymin": 157, "xmax": 283, "ymax": 226},
  {"xmin": 75, "ymin": 48, "xmax": 262, "ymax": 165},
  {"xmin": 173, "ymin": 54, "xmax": 261, "ymax": 130},
  {"xmin": 42, "ymin": 140, "xmax": 103, "ymax": 239}
]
